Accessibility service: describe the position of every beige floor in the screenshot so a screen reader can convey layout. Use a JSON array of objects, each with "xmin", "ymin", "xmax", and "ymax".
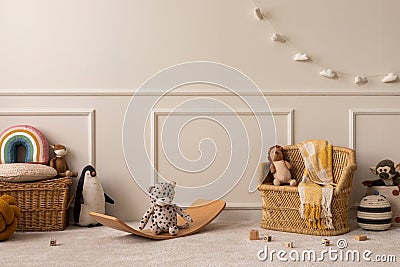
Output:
[
  {"xmin": 0, "ymin": 212, "xmax": 398, "ymax": 267},
  {"xmin": 0, "ymin": 209, "xmax": 400, "ymax": 267}
]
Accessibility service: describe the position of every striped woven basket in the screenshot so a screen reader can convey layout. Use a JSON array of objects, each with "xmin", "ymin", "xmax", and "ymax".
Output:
[{"xmin": 357, "ymin": 195, "xmax": 392, "ymax": 231}]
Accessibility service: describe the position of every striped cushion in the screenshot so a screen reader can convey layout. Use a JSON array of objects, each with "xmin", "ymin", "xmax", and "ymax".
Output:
[{"xmin": 357, "ymin": 195, "xmax": 392, "ymax": 231}]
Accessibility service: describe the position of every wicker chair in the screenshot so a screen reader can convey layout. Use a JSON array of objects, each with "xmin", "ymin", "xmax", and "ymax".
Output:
[{"xmin": 258, "ymin": 145, "xmax": 357, "ymax": 236}]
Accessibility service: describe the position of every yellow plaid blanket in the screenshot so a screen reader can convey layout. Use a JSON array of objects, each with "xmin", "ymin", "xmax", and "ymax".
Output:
[{"xmin": 298, "ymin": 140, "xmax": 335, "ymax": 230}]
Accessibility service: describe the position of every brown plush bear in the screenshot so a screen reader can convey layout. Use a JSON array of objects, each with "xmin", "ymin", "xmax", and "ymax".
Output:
[
  {"xmin": 268, "ymin": 145, "xmax": 296, "ymax": 186},
  {"xmin": 50, "ymin": 145, "xmax": 78, "ymax": 177}
]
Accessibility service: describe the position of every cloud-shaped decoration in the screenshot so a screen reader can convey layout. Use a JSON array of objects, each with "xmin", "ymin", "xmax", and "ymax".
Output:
[
  {"xmin": 320, "ymin": 69, "xmax": 337, "ymax": 79},
  {"xmin": 271, "ymin": 33, "xmax": 286, "ymax": 43},
  {"xmin": 254, "ymin": 7, "xmax": 263, "ymax": 20},
  {"xmin": 382, "ymin": 73, "xmax": 398, "ymax": 83},
  {"xmin": 293, "ymin": 53, "xmax": 309, "ymax": 61},
  {"xmin": 354, "ymin": 75, "xmax": 368, "ymax": 85}
]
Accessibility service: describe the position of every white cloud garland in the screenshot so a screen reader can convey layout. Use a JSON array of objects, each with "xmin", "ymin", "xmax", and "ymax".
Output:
[{"xmin": 251, "ymin": 0, "xmax": 399, "ymax": 85}]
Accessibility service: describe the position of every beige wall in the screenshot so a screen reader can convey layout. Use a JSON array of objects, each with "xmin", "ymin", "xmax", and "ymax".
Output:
[
  {"xmin": 1, "ymin": 0, "xmax": 400, "ymax": 220},
  {"xmin": 2, "ymin": 0, "xmax": 400, "ymax": 90}
]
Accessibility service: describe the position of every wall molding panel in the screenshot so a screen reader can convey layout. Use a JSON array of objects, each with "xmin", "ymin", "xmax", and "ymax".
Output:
[
  {"xmin": 2, "ymin": 96, "xmax": 400, "ymax": 217},
  {"xmin": 272, "ymin": 109, "xmax": 294, "ymax": 146},
  {"xmin": 2, "ymin": 89, "xmax": 400, "ymax": 97},
  {"xmin": 0, "ymin": 109, "xmax": 96, "ymax": 166},
  {"xmin": 150, "ymin": 108, "xmax": 293, "ymax": 210},
  {"xmin": 349, "ymin": 109, "xmax": 400, "ymax": 149}
]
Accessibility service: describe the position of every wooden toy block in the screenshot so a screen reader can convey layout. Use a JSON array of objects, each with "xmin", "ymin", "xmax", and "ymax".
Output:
[
  {"xmin": 285, "ymin": 241, "xmax": 293, "ymax": 248},
  {"xmin": 355, "ymin": 235, "xmax": 368, "ymax": 241},
  {"xmin": 249, "ymin": 230, "xmax": 259, "ymax": 240},
  {"xmin": 50, "ymin": 239, "xmax": 57, "ymax": 246},
  {"xmin": 263, "ymin": 235, "xmax": 272, "ymax": 242},
  {"xmin": 322, "ymin": 239, "xmax": 330, "ymax": 246}
]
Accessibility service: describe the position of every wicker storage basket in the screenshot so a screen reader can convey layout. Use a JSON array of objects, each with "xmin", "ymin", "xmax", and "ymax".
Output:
[
  {"xmin": 0, "ymin": 177, "xmax": 73, "ymax": 231},
  {"xmin": 258, "ymin": 145, "xmax": 357, "ymax": 236}
]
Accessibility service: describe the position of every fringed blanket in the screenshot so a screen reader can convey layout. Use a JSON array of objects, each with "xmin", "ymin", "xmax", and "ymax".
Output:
[{"xmin": 298, "ymin": 140, "xmax": 335, "ymax": 230}]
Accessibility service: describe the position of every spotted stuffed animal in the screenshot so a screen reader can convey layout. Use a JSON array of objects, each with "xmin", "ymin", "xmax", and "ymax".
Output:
[{"xmin": 138, "ymin": 181, "xmax": 193, "ymax": 235}]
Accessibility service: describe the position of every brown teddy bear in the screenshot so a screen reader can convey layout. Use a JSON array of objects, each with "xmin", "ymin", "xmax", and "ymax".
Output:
[
  {"xmin": 50, "ymin": 144, "xmax": 78, "ymax": 177},
  {"xmin": 268, "ymin": 145, "xmax": 296, "ymax": 186}
]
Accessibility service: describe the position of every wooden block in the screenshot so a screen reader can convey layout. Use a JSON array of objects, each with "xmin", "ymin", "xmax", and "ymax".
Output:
[
  {"xmin": 263, "ymin": 235, "xmax": 272, "ymax": 242},
  {"xmin": 355, "ymin": 235, "xmax": 368, "ymax": 241},
  {"xmin": 285, "ymin": 241, "xmax": 293, "ymax": 248},
  {"xmin": 322, "ymin": 239, "xmax": 330, "ymax": 246},
  {"xmin": 50, "ymin": 239, "xmax": 57, "ymax": 246},
  {"xmin": 249, "ymin": 230, "xmax": 259, "ymax": 240}
]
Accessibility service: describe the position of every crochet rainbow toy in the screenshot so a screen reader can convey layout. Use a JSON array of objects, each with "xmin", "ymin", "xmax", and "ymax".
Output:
[{"xmin": 0, "ymin": 125, "xmax": 50, "ymax": 164}]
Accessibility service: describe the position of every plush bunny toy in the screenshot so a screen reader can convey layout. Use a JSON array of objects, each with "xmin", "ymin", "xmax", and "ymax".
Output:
[{"xmin": 138, "ymin": 181, "xmax": 193, "ymax": 235}]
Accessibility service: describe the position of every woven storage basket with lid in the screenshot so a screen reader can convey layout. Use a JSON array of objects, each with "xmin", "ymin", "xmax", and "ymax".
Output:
[
  {"xmin": 0, "ymin": 177, "xmax": 73, "ymax": 231},
  {"xmin": 357, "ymin": 194, "xmax": 392, "ymax": 231}
]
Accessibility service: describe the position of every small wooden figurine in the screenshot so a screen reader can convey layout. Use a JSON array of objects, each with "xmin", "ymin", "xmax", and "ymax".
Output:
[{"xmin": 50, "ymin": 145, "xmax": 78, "ymax": 177}]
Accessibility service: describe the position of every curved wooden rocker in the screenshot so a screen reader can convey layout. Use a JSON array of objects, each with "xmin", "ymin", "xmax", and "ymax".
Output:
[{"xmin": 89, "ymin": 199, "xmax": 226, "ymax": 240}]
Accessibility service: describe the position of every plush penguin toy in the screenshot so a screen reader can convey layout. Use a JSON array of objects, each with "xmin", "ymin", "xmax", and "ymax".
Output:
[{"xmin": 73, "ymin": 165, "xmax": 114, "ymax": 226}]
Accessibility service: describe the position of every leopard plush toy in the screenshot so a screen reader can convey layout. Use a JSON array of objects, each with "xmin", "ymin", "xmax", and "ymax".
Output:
[{"xmin": 138, "ymin": 181, "xmax": 193, "ymax": 235}]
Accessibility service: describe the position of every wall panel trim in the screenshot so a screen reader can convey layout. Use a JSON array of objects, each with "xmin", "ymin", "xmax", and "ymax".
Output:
[
  {"xmin": 0, "ymin": 109, "xmax": 96, "ymax": 166},
  {"xmin": 2, "ymin": 89, "xmax": 400, "ymax": 96},
  {"xmin": 150, "ymin": 108, "xmax": 293, "ymax": 210},
  {"xmin": 349, "ymin": 109, "xmax": 400, "ymax": 149}
]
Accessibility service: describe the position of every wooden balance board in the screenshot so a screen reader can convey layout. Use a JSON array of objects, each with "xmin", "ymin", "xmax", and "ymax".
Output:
[{"xmin": 90, "ymin": 199, "xmax": 226, "ymax": 240}]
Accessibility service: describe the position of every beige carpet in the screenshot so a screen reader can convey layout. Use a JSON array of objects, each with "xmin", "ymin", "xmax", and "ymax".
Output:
[{"xmin": 0, "ymin": 212, "xmax": 399, "ymax": 267}]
